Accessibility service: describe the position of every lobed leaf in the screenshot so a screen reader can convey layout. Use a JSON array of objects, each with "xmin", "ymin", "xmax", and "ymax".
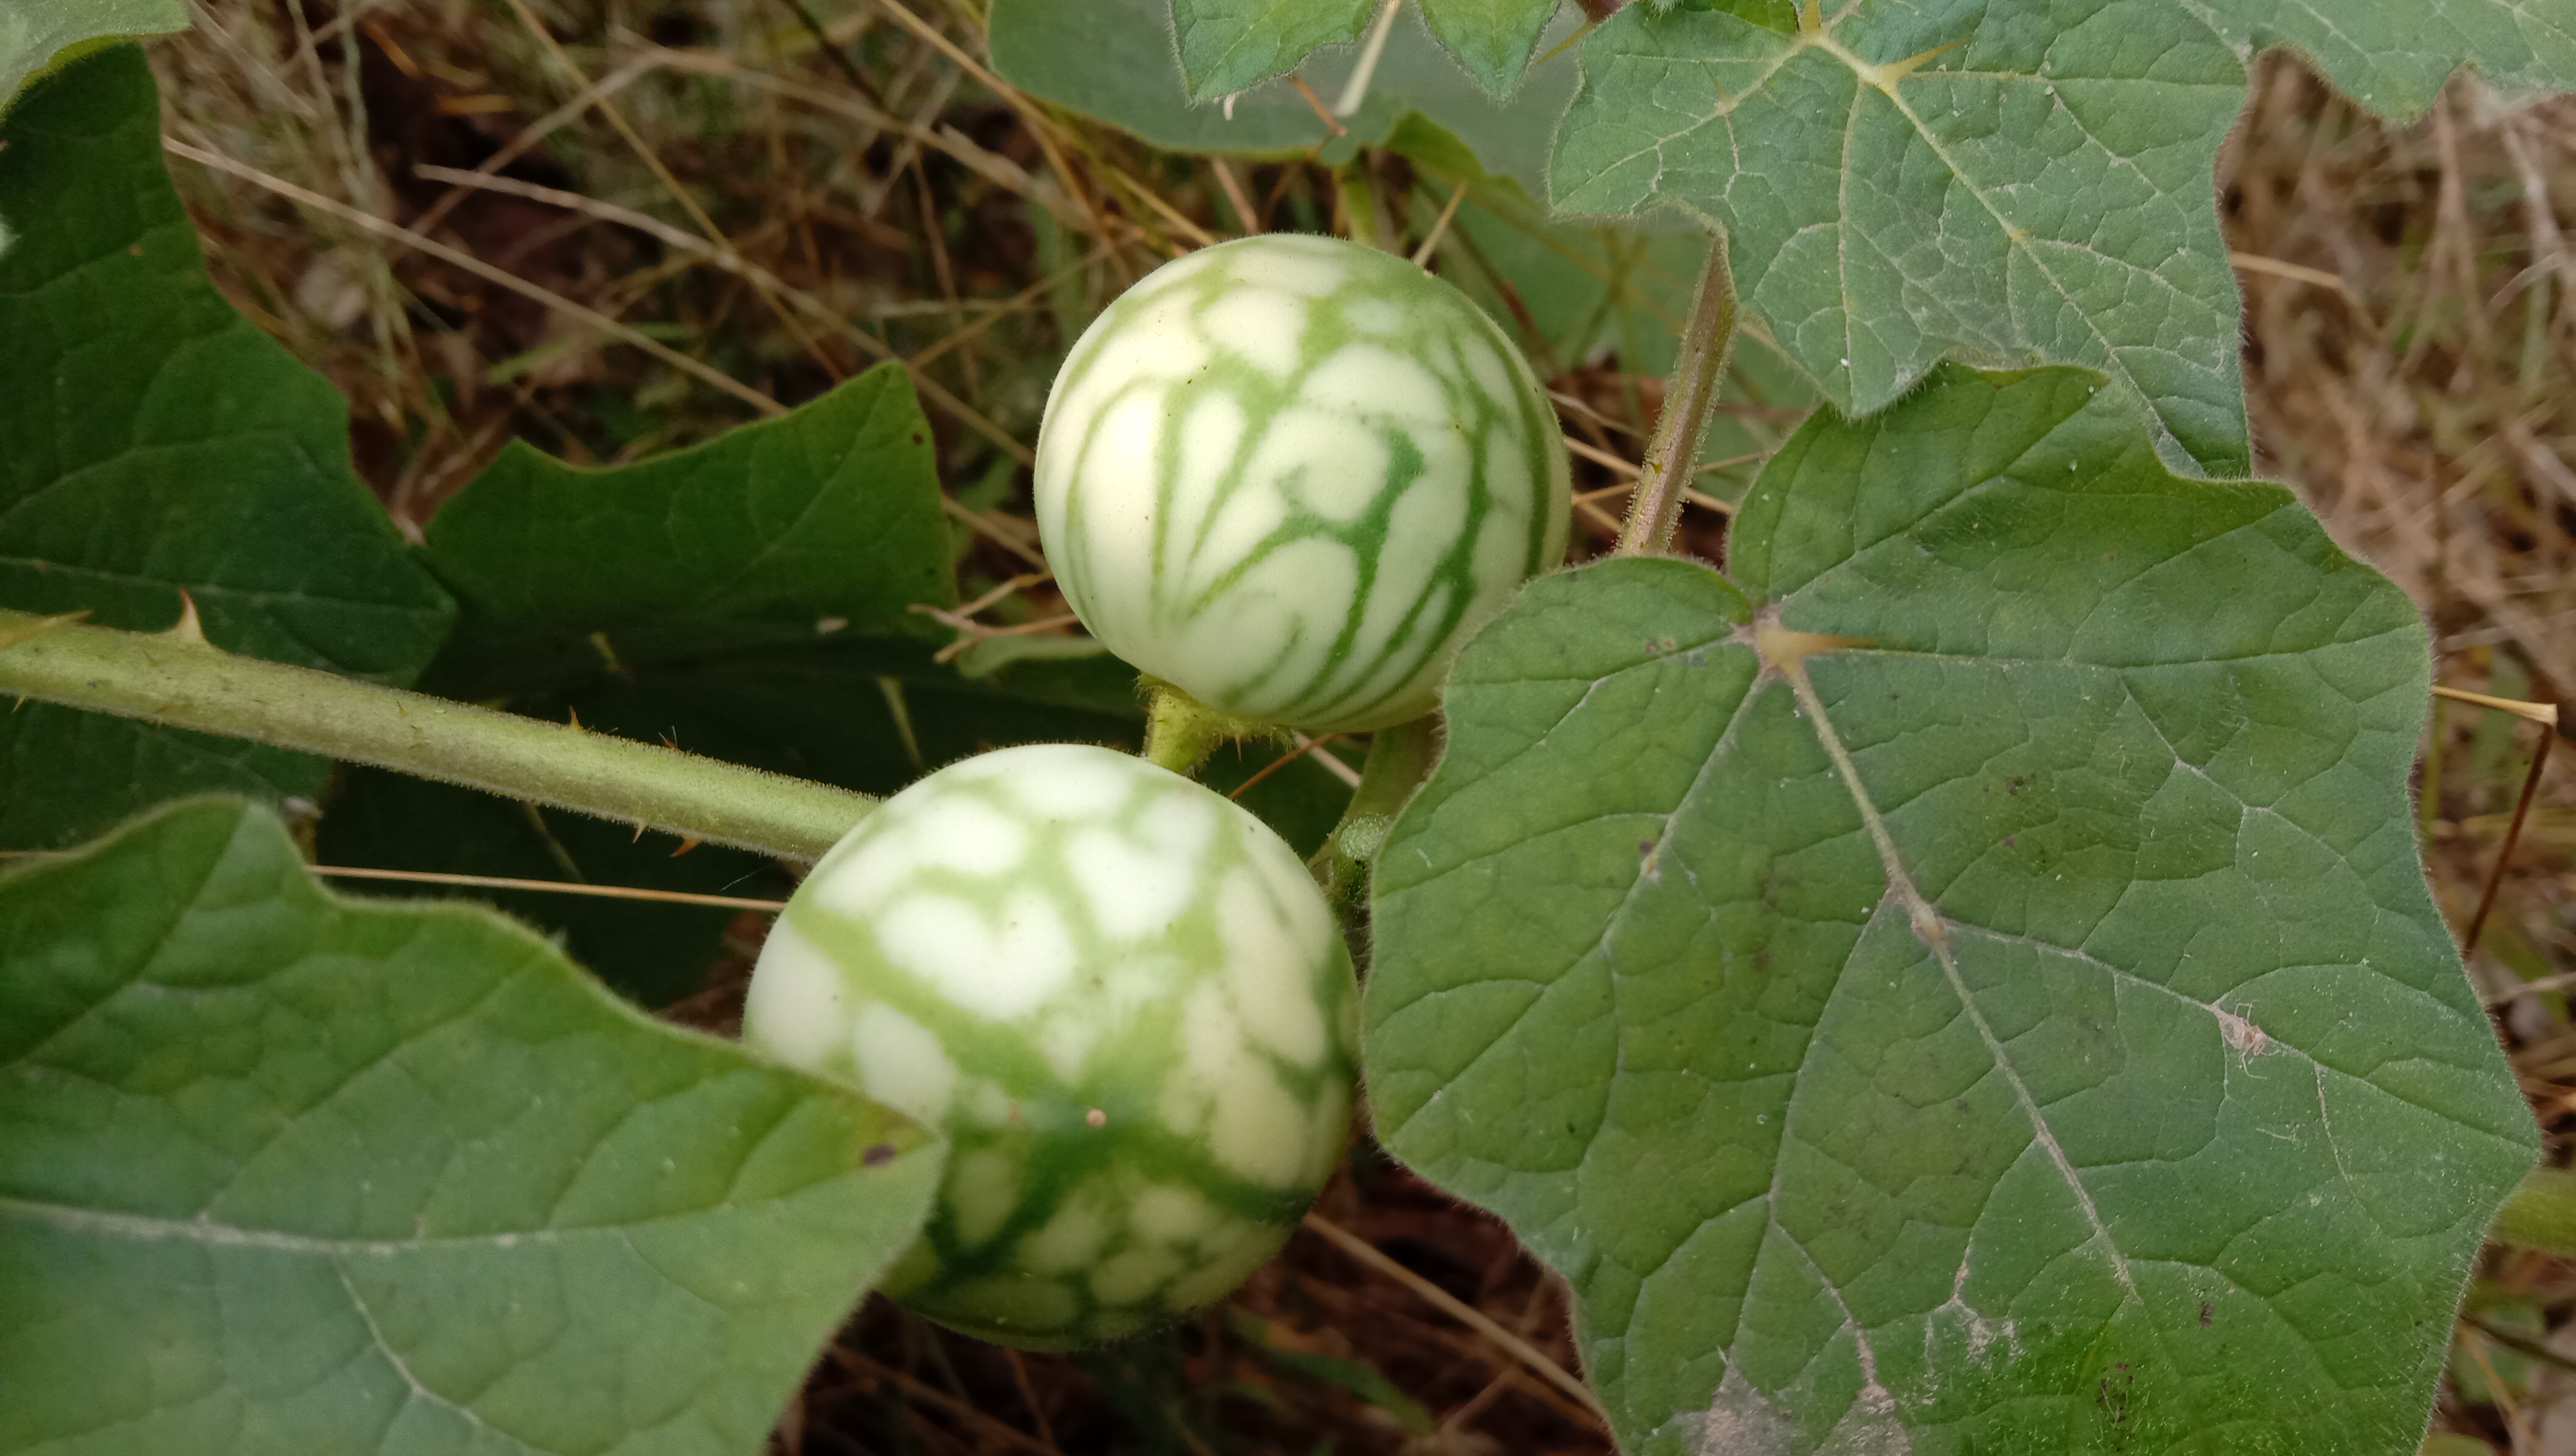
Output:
[
  {"xmin": 0, "ymin": 797, "xmax": 942, "ymax": 1455},
  {"xmin": 1549, "ymin": 0, "xmax": 2576, "ymax": 477},
  {"xmin": 1365, "ymin": 365, "xmax": 2534, "ymax": 1455},
  {"xmin": 990, "ymin": 0, "xmax": 1582, "ymax": 199},
  {"xmin": 419, "ymin": 361, "xmax": 954, "ymax": 698},
  {"xmin": 2201, "ymin": 0, "xmax": 2576, "ymax": 118},
  {"xmin": 1170, "ymin": 0, "xmax": 1563, "ymax": 98},
  {"xmin": 1416, "ymin": 0, "xmax": 1563, "ymax": 96},
  {"xmin": 1173, "ymin": 0, "xmax": 1379, "ymax": 98},
  {"xmin": 0, "ymin": 50, "xmax": 454, "ymax": 848}
]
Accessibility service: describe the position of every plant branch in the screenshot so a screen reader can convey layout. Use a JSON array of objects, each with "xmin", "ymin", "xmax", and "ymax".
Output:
[
  {"xmin": 1615, "ymin": 235, "xmax": 1736, "ymax": 557},
  {"xmin": 0, "ymin": 610, "xmax": 875, "ymax": 860},
  {"xmin": 1312, "ymin": 715, "xmax": 1440, "ymax": 901}
]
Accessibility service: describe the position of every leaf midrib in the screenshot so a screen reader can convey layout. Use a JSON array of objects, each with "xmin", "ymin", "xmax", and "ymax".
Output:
[{"xmin": 0, "ymin": 1190, "xmax": 856, "ymax": 1254}]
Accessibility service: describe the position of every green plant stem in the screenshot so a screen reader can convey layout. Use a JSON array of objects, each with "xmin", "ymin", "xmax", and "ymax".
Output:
[
  {"xmin": 1615, "ymin": 235, "xmax": 1736, "ymax": 557},
  {"xmin": 1141, "ymin": 682, "xmax": 1280, "ymax": 776},
  {"xmin": 1338, "ymin": 160, "xmax": 1400, "ymax": 255},
  {"xmin": 0, "ymin": 610, "xmax": 875, "ymax": 860},
  {"xmin": 2492, "ymin": 1165, "xmax": 2576, "ymax": 1258},
  {"xmin": 1313, "ymin": 715, "xmax": 1440, "ymax": 899}
]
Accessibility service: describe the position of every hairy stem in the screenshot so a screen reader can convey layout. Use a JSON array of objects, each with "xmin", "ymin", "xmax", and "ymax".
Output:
[
  {"xmin": 1140, "ymin": 682, "xmax": 1281, "ymax": 777},
  {"xmin": 0, "ymin": 610, "xmax": 875, "ymax": 860},
  {"xmin": 1615, "ymin": 235, "xmax": 1736, "ymax": 557},
  {"xmin": 1313, "ymin": 714, "xmax": 1441, "ymax": 901}
]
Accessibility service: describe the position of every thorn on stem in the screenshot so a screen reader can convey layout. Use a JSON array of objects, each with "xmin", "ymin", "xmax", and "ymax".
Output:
[{"xmin": 165, "ymin": 591, "xmax": 208, "ymax": 646}]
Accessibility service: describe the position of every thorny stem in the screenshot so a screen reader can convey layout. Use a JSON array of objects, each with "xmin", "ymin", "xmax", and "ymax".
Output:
[
  {"xmin": 0, "ymin": 610, "xmax": 876, "ymax": 860},
  {"xmin": 1615, "ymin": 236, "xmax": 1736, "ymax": 557}
]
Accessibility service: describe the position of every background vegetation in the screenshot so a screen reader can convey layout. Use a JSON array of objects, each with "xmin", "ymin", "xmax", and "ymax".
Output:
[{"xmin": 134, "ymin": 1, "xmax": 2576, "ymax": 1449}]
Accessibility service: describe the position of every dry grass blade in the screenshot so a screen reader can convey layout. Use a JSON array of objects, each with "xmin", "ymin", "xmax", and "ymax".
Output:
[
  {"xmin": 2466, "ymin": 730, "xmax": 2557, "ymax": 956},
  {"xmin": 2229, "ymin": 250, "xmax": 2352, "ymax": 295},
  {"xmin": 1227, "ymin": 735, "xmax": 1347, "ymax": 801},
  {"xmin": 1564, "ymin": 434, "xmax": 1640, "ymax": 477},
  {"xmin": 1299, "ymin": 1211, "xmax": 1606, "ymax": 1425},
  {"xmin": 2435, "ymin": 685, "xmax": 2564, "ymax": 726},
  {"xmin": 829, "ymin": 1350, "xmax": 1062, "ymax": 1456},
  {"xmin": 497, "ymin": 0, "xmax": 843, "ymax": 379},
  {"xmin": 1211, "ymin": 158, "xmax": 1260, "ymax": 234},
  {"xmin": 406, "ymin": 137, "xmax": 1042, "ymax": 466},
  {"xmin": 1410, "ymin": 183, "xmax": 1468, "ymax": 267},
  {"xmin": 863, "ymin": 0, "xmax": 1110, "ymax": 239},
  {"xmin": 412, "ymin": 163, "xmax": 715, "ymax": 257},
  {"xmin": 307, "ymin": 865, "xmax": 786, "ymax": 911},
  {"xmin": 163, "ymin": 137, "xmax": 787, "ymax": 417},
  {"xmin": 409, "ymin": 52, "xmax": 663, "ymax": 242},
  {"xmin": 654, "ymin": 50, "xmax": 1087, "ymax": 231}
]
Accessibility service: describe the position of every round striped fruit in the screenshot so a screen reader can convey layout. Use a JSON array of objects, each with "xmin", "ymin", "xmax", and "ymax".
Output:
[
  {"xmin": 743, "ymin": 743, "xmax": 1359, "ymax": 1350},
  {"xmin": 1034, "ymin": 233, "xmax": 1570, "ymax": 734}
]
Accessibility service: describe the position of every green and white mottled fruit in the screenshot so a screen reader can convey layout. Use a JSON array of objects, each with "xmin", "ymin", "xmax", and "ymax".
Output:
[
  {"xmin": 1034, "ymin": 233, "xmax": 1571, "ymax": 734},
  {"xmin": 744, "ymin": 742, "xmax": 1359, "ymax": 1349}
]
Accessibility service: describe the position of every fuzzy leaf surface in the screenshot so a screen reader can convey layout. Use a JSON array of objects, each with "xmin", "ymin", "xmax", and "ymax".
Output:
[
  {"xmin": 1365, "ymin": 365, "xmax": 2534, "ymax": 1455},
  {"xmin": 0, "ymin": 0, "xmax": 183, "ymax": 111},
  {"xmin": 1417, "ymin": 0, "xmax": 1562, "ymax": 95},
  {"xmin": 420, "ymin": 362, "xmax": 952, "ymax": 695},
  {"xmin": 0, "ymin": 50, "xmax": 453, "ymax": 847},
  {"xmin": 0, "ymin": 797, "xmax": 942, "ymax": 1455},
  {"xmin": 991, "ymin": 0, "xmax": 1580, "ymax": 197},
  {"xmin": 1385, "ymin": 115, "xmax": 1819, "ymax": 501},
  {"xmin": 1552, "ymin": 0, "xmax": 2576, "ymax": 478},
  {"xmin": 1172, "ymin": 0, "xmax": 1377, "ymax": 97}
]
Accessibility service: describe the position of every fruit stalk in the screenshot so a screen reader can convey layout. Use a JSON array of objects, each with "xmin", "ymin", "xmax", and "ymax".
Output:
[
  {"xmin": 1616, "ymin": 236, "xmax": 1736, "ymax": 557},
  {"xmin": 0, "ymin": 609, "xmax": 874, "ymax": 859}
]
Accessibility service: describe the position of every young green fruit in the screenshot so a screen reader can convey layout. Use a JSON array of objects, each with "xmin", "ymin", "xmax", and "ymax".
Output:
[
  {"xmin": 743, "ymin": 743, "xmax": 1359, "ymax": 1349},
  {"xmin": 1034, "ymin": 233, "xmax": 1571, "ymax": 734}
]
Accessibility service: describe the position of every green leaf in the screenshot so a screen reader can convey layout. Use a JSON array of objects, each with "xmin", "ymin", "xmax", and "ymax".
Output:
[
  {"xmin": 1364, "ymin": 365, "xmax": 2535, "ymax": 1455},
  {"xmin": 990, "ymin": 0, "xmax": 1580, "ymax": 197},
  {"xmin": 1551, "ymin": 2, "xmax": 2576, "ymax": 479},
  {"xmin": 0, "ymin": 0, "xmax": 183, "ymax": 113},
  {"xmin": 421, "ymin": 362, "xmax": 952, "ymax": 696},
  {"xmin": 1416, "ymin": 0, "xmax": 1560, "ymax": 95},
  {"xmin": 1385, "ymin": 115, "xmax": 1819, "ymax": 499},
  {"xmin": 1172, "ymin": 0, "xmax": 1377, "ymax": 98},
  {"xmin": 0, "ymin": 797, "xmax": 942, "ymax": 1454},
  {"xmin": 0, "ymin": 50, "xmax": 455, "ymax": 849},
  {"xmin": 2209, "ymin": 2, "xmax": 2576, "ymax": 118},
  {"xmin": 1553, "ymin": 4, "xmax": 2252, "ymax": 475}
]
